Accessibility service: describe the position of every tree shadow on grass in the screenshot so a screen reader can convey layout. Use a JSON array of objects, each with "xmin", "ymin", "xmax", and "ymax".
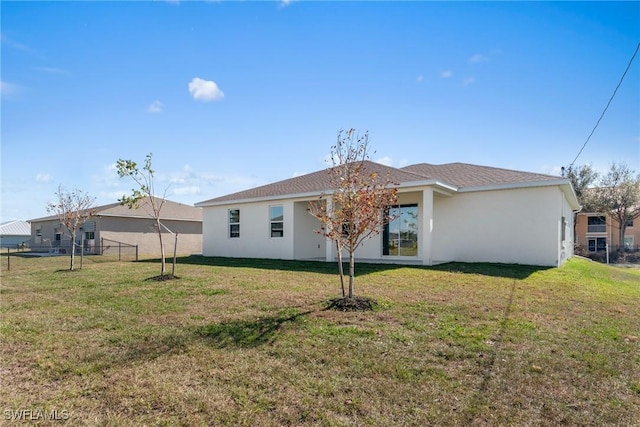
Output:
[
  {"xmin": 430, "ymin": 262, "xmax": 552, "ymax": 280},
  {"xmin": 70, "ymin": 309, "xmax": 313, "ymax": 374},
  {"xmin": 141, "ymin": 256, "xmax": 551, "ymax": 280},
  {"xmin": 141, "ymin": 255, "xmax": 408, "ymax": 277},
  {"xmin": 195, "ymin": 309, "xmax": 313, "ymax": 348},
  {"xmin": 461, "ymin": 279, "xmax": 518, "ymax": 424}
]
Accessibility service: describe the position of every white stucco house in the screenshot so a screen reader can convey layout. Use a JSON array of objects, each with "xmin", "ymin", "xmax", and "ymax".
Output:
[{"xmin": 195, "ymin": 161, "xmax": 580, "ymax": 267}]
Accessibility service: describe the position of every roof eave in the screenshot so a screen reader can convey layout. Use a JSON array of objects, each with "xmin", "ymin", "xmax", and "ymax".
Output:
[
  {"xmin": 397, "ymin": 180, "xmax": 458, "ymax": 194},
  {"xmin": 95, "ymin": 213, "xmax": 201, "ymax": 222},
  {"xmin": 195, "ymin": 190, "xmax": 326, "ymax": 207},
  {"xmin": 195, "ymin": 181, "xmax": 459, "ymax": 207}
]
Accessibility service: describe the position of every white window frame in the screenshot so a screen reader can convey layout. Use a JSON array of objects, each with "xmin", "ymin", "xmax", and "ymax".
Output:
[
  {"xmin": 269, "ymin": 205, "xmax": 284, "ymax": 238},
  {"xmin": 229, "ymin": 209, "xmax": 240, "ymax": 238}
]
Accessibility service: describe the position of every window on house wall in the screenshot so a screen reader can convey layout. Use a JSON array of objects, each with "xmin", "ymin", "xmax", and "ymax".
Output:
[
  {"xmin": 383, "ymin": 204, "xmax": 418, "ymax": 256},
  {"xmin": 36, "ymin": 228, "xmax": 42, "ymax": 244},
  {"xmin": 561, "ymin": 216, "xmax": 566, "ymax": 242},
  {"xmin": 624, "ymin": 236, "xmax": 633, "ymax": 250},
  {"xmin": 269, "ymin": 205, "xmax": 284, "ymax": 238},
  {"xmin": 229, "ymin": 209, "xmax": 240, "ymax": 238},
  {"xmin": 587, "ymin": 216, "xmax": 606, "ymax": 233},
  {"xmin": 626, "ymin": 219, "xmax": 634, "ymax": 228},
  {"xmin": 588, "ymin": 237, "xmax": 607, "ymax": 252},
  {"xmin": 54, "ymin": 231, "xmax": 62, "ymax": 247},
  {"xmin": 85, "ymin": 231, "xmax": 95, "ymax": 240}
]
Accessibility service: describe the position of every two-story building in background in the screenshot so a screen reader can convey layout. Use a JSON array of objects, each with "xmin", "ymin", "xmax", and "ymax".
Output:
[{"xmin": 575, "ymin": 212, "xmax": 638, "ymax": 254}]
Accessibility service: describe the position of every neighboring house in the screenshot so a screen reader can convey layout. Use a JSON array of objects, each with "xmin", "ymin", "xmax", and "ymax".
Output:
[
  {"xmin": 29, "ymin": 197, "xmax": 202, "ymax": 256},
  {"xmin": 575, "ymin": 212, "xmax": 639, "ymax": 253},
  {"xmin": 195, "ymin": 161, "xmax": 580, "ymax": 267},
  {"xmin": 0, "ymin": 220, "xmax": 31, "ymax": 248}
]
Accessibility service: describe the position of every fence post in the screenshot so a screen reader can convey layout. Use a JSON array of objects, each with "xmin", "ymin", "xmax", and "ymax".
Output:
[
  {"xmin": 135, "ymin": 245, "xmax": 139, "ymax": 262},
  {"xmin": 80, "ymin": 232, "xmax": 84, "ymax": 269},
  {"xmin": 118, "ymin": 243, "xmax": 122, "ymax": 261},
  {"xmin": 6, "ymin": 247, "xmax": 9, "ymax": 271},
  {"xmin": 172, "ymin": 233, "xmax": 178, "ymax": 276}
]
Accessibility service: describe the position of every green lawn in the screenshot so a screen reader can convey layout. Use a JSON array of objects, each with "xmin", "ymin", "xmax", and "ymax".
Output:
[{"xmin": 1, "ymin": 255, "xmax": 639, "ymax": 426}]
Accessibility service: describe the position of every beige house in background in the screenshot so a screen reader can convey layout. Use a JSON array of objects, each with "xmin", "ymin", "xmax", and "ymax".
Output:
[
  {"xmin": 575, "ymin": 212, "xmax": 639, "ymax": 253},
  {"xmin": 29, "ymin": 197, "xmax": 202, "ymax": 257}
]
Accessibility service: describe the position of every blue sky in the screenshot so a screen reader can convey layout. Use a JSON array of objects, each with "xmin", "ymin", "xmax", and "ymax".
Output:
[{"xmin": 2, "ymin": 1, "xmax": 639, "ymax": 221}]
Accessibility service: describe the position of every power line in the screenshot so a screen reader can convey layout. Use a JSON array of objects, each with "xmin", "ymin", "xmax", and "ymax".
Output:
[{"xmin": 569, "ymin": 42, "xmax": 640, "ymax": 167}]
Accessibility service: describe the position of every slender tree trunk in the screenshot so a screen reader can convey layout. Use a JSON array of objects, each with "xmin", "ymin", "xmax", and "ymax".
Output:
[
  {"xmin": 348, "ymin": 247, "xmax": 355, "ymax": 299},
  {"xmin": 619, "ymin": 224, "xmax": 626, "ymax": 257},
  {"xmin": 156, "ymin": 219, "xmax": 166, "ymax": 276},
  {"xmin": 336, "ymin": 241, "xmax": 345, "ymax": 298},
  {"xmin": 69, "ymin": 231, "xmax": 76, "ymax": 271}
]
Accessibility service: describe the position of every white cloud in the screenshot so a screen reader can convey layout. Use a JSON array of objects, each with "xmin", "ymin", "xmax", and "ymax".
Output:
[
  {"xmin": 33, "ymin": 67, "xmax": 67, "ymax": 74},
  {"xmin": 1, "ymin": 81, "xmax": 19, "ymax": 96},
  {"xmin": 279, "ymin": 0, "xmax": 297, "ymax": 8},
  {"xmin": 35, "ymin": 173, "xmax": 52, "ymax": 183},
  {"xmin": 148, "ymin": 100, "xmax": 164, "ymax": 113},
  {"xmin": 373, "ymin": 156, "xmax": 409, "ymax": 168},
  {"xmin": 469, "ymin": 53, "xmax": 488, "ymax": 64},
  {"xmin": 92, "ymin": 163, "xmax": 122, "ymax": 189},
  {"xmin": 376, "ymin": 156, "xmax": 394, "ymax": 166},
  {"xmin": 463, "ymin": 77, "xmax": 476, "ymax": 86},
  {"xmin": 440, "ymin": 70, "xmax": 453, "ymax": 78},
  {"xmin": 188, "ymin": 77, "xmax": 224, "ymax": 102},
  {"xmin": 172, "ymin": 186, "xmax": 200, "ymax": 196},
  {"xmin": 1, "ymin": 33, "xmax": 32, "ymax": 52}
]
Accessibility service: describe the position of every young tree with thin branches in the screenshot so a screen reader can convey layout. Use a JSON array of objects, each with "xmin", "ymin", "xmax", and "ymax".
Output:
[
  {"xmin": 116, "ymin": 153, "xmax": 170, "ymax": 277},
  {"xmin": 46, "ymin": 185, "xmax": 96, "ymax": 271},
  {"xmin": 309, "ymin": 129, "xmax": 398, "ymax": 302}
]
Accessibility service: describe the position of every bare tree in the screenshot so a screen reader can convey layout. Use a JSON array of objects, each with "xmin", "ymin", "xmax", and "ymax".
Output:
[
  {"xmin": 116, "ymin": 153, "xmax": 170, "ymax": 277},
  {"xmin": 46, "ymin": 185, "xmax": 96, "ymax": 271},
  {"xmin": 309, "ymin": 129, "xmax": 398, "ymax": 301},
  {"xmin": 591, "ymin": 162, "xmax": 640, "ymax": 256}
]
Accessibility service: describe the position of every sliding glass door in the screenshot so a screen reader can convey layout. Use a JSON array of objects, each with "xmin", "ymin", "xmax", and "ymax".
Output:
[{"xmin": 383, "ymin": 204, "xmax": 418, "ymax": 256}]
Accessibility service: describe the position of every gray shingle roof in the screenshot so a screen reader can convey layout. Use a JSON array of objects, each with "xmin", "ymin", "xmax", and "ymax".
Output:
[
  {"xmin": 401, "ymin": 163, "xmax": 560, "ymax": 188},
  {"xmin": 29, "ymin": 197, "xmax": 202, "ymax": 222},
  {"xmin": 196, "ymin": 161, "xmax": 564, "ymax": 206},
  {"xmin": 197, "ymin": 161, "xmax": 428, "ymax": 205}
]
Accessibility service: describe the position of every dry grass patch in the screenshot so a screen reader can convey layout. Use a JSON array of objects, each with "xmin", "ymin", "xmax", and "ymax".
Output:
[{"xmin": 1, "ymin": 255, "xmax": 638, "ymax": 426}]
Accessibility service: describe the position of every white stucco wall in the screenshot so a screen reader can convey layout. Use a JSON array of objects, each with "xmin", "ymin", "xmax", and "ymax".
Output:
[
  {"xmin": 432, "ymin": 186, "xmax": 566, "ymax": 266},
  {"xmin": 557, "ymin": 193, "xmax": 574, "ymax": 265},
  {"xmin": 202, "ymin": 201, "xmax": 295, "ymax": 259},
  {"xmin": 293, "ymin": 201, "xmax": 326, "ymax": 260},
  {"xmin": 201, "ymin": 185, "xmax": 574, "ymax": 267}
]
